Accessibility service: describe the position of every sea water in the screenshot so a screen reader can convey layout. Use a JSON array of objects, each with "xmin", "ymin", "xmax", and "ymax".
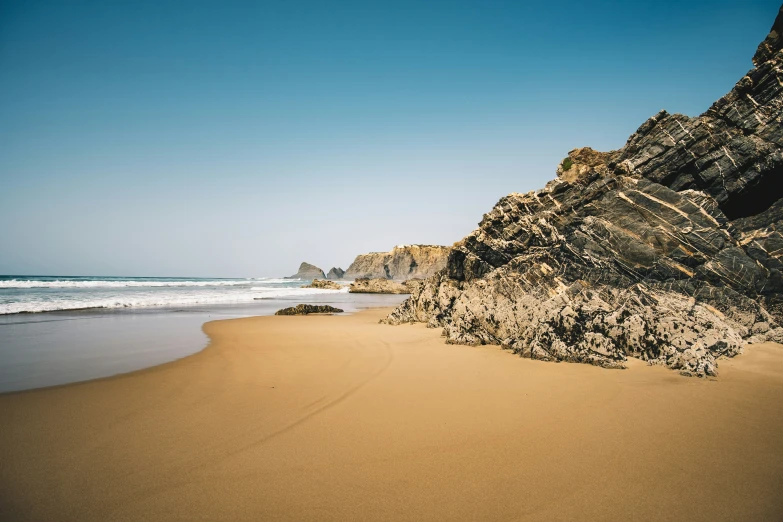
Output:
[
  {"xmin": 0, "ymin": 275, "xmax": 347, "ymax": 314},
  {"xmin": 0, "ymin": 275, "xmax": 407, "ymax": 392}
]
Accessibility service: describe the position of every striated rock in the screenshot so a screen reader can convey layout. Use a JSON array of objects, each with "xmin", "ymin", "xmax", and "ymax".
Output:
[
  {"xmin": 349, "ymin": 278, "xmax": 415, "ymax": 294},
  {"xmin": 301, "ymin": 279, "xmax": 343, "ymax": 290},
  {"xmin": 753, "ymin": 5, "xmax": 783, "ymax": 65},
  {"xmin": 275, "ymin": 304, "xmax": 344, "ymax": 315},
  {"xmin": 285, "ymin": 262, "xmax": 326, "ymax": 280},
  {"xmin": 326, "ymin": 267, "xmax": 346, "ymax": 280},
  {"xmin": 384, "ymin": 10, "xmax": 783, "ymax": 377},
  {"xmin": 344, "ymin": 245, "xmax": 450, "ymax": 280}
]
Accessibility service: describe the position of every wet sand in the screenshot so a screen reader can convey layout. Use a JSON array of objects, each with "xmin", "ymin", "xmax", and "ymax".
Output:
[{"xmin": 1, "ymin": 308, "xmax": 782, "ymax": 521}]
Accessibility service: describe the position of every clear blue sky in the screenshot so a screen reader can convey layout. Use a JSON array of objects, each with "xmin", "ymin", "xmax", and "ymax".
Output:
[{"xmin": 1, "ymin": 0, "xmax": 779, "ymax": 277}]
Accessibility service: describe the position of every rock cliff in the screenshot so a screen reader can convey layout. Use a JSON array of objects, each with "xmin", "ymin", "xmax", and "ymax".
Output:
[
  {"xmin": 385, "ymin": 7, "xmax": 783, "ymax": 377},
  {"xmin": 326, "ymin": 267, "xmax": 346, "ymax": 280},
  {"xmin": 285, "ymin": 262, "xmax": 326, "ymax": 280},
  {"xmin": 344, "ymin": 245, "xmax": 450, "ymax": 280}
]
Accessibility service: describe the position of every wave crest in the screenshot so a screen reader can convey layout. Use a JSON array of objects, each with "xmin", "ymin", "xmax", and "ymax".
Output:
[
  {"xmin": 0, "ymin": 279, "xmax": 257, "ymax": 289},
  {"xmin": 0, "ymin": 285, "xmax": 350, "ymax": 314}
]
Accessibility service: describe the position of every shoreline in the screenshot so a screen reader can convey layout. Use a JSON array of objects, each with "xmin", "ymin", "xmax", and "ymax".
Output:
[
  {"xmin": 1, "ymin": 308, "xmax": 782, "ymax": 520},
  {"xmin": 0, "ymin": 295, "xmax": 408, "ymax": 393},
  {"xmin": 0, "ymin": 306, "xmax": 384, "ymax": 397}
]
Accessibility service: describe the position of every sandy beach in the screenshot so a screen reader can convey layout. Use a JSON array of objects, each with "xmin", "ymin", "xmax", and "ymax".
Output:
[{"xmin": 1, "ymin": 308, "xmax": 782, "ymax": 521}]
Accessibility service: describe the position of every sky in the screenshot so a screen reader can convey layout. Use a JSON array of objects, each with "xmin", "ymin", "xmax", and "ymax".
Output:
[{"xmin": 0, "ymin": 0, "xmax": 780, "ymax": 278}]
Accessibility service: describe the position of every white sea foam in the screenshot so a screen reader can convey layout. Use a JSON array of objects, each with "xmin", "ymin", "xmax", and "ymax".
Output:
[
  {"xmin": 0, "ymin": 285, "xmax": 349, "ymax": 314},
  {"xmin": 0, "ymin": 279, "xmax": 262, "ymax": 289}
]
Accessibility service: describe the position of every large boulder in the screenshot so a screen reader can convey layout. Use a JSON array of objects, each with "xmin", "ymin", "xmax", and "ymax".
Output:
[
  {"xmin": 384, "ymin": 8, "xmax": 783, "ymax": 377},
  {"xmin": 301, "ymin": 279, "xmax": 343, "ymax": 290},
  {"xmin": 349, "ymin": 278, "xmax": 413, "ymax": 294},
  {"xmin": 275, "ymin": 304, "xmax": 344, "ymax": 315}
]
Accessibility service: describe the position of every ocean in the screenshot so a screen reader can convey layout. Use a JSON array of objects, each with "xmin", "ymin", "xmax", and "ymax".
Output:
[
  {"xmin": 0, "ymin": 275, "xmax": 408, "ymax": 392},
  {"xmin": 0, "ymin": 275, "xmax": 350, "ymax": 315}
]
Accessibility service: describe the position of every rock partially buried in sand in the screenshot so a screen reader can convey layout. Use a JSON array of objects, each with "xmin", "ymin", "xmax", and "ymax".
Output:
[
  {"xmin": 275, "ymin": 304, "xmax": 344, "ymax": 315},
  {"xmin": 349, "ymin": 278, "xmax": 416, "ymax": 294},
  {"xmin": 301, "ymin": 279, "xmax": 343, "ymax": 290}
]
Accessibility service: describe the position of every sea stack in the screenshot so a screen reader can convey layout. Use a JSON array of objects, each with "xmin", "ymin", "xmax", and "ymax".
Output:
[
  {"xmin": 285, "ymin": 262, "xmax": 326, "ymax": 280},
  {"xmin": 326, "ymin": 267, "xmax": 346, "ymax": 280},
  {"xmin": 385, "ymin": 8, "xmax": 783, "ymax": 377}
]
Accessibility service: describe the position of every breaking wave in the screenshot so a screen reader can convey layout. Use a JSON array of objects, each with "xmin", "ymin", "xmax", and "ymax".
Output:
[{"xmin": 0, "ymin": 276, "xmax": 348, "ymax": 314}]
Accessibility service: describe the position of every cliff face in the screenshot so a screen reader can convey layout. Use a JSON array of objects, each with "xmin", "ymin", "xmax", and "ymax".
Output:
[
  {"xmin": 385, "ymin": 7, "xmax": 783, "ymax": 377},
  {"xmin": 285, "ymin": 262, "xmax": 326, "ymax": 280},
  {"xmin": 344, "ymin": 245, "xmax": 450, "ymax": 280}
]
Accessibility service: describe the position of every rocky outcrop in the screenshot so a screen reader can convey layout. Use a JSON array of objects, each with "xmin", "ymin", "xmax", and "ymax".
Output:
[
  {"xmin": 301, "ymin": 279, "xmax": 343, "ymax": 290},
  {"xmin": 285, "ymin": 262, "xmax": 326, "ymax": 280},
  {"xmin": 275, "ymin": 304, "xmax": 344, "ymax": 315},
  {"xmin": 384, "ymin": 8, "xmax": 783, "ymax": 377},
  {"xmin": 327, "ymin": 267, "xmax": 346, "ymax": 280},
  {"xmin": 344, "ymin": 245, "xmax": 450, "ymax": 280},
  {"xmin": 754, "ymin": 5, "xmax": 783, "ymax": 66},
  {"xmin": 349, "ymin": 278, "xmax": 416, "ymax": 294}
]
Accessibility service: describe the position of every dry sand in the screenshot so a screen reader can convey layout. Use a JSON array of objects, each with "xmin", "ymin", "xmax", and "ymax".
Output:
[{"xmin": 1, "ymin": 308, "xmax": 782, "ymax": 521}]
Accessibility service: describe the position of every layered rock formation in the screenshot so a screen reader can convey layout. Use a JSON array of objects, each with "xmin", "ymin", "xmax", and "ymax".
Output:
[
  {"xmin": 302, "ymin": 279, "xmax": 343, "ymax": 290},
  {"xmin": 275, "ymin": 304, "xmax": 344, "ymax": 315},
  {"xmin": 349, "ymin": 278, "xmax": 416, "ymax": 294},
  {"xmin": 385, "ymin": 8, "xmax": 783, "ymax": 377},
  {"xmin": 327, "ymin": 267, "xmax": 345, "ymax": 280},
  {"xmin": 285, "ymin": 262, "xmax": 326, "ymax": 280},
  {"xmin": 344, "ymin": 245, "xmax": 450, "ymax": 280}
]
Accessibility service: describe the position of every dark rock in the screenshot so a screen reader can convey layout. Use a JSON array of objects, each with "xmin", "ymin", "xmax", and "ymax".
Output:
[
  {"xmin": 275, "ymin": 304, "xmax": 344, "ymax": 315},
  {"xmin": 285, "ymin": 262, "xmax": 326, "ymax": 280},
  {"xmin": 384, "ymin": 10, "xmax": 783, "ymax": 377},
  {"xmin": 327, "ymin": 267, "xmax": 346, "ymax": 280},
  {"xmin": 753, "ymin": 5, "xmax": 783, "ymax": 66}
]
